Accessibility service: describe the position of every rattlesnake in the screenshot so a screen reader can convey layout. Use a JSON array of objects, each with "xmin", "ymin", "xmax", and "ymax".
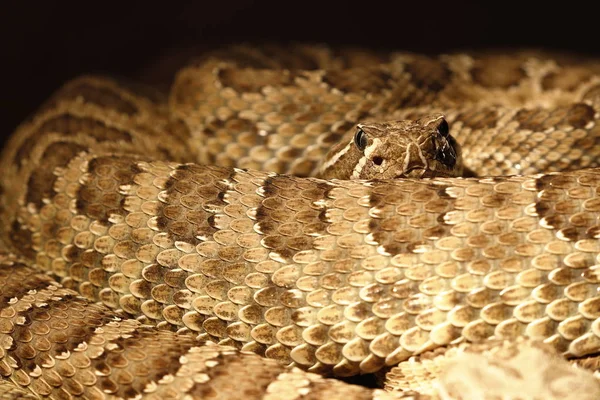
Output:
[{"xmin": 1, "ymin": 43, "xmax": 600, "ymax": 399}]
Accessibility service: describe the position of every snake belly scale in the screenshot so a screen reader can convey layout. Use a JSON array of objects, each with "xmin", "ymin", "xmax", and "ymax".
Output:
[{"xmin": 0, "ymin": 43, "xmax": 599, "ymax": 399}]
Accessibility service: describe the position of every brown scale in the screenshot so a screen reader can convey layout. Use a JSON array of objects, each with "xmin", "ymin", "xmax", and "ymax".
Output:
[
  {"xmin": 1, "ymin": 256, "xmax": 410, "ymax": 399},
  {"xmin": 76, "ymin": 156, "xmax": 144, "ymax": 224}
]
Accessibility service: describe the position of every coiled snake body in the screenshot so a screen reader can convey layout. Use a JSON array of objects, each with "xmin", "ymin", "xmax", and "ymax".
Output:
[{"xmin": 1, "ymin": 44, "xmax": 600, "ymax": 399}]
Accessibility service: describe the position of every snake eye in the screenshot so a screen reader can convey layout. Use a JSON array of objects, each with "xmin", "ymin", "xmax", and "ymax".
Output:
[
  {"xmin": 437, "ymin": 119, "xmax": 449, "ymax": 137},
  {"xmin": 354, "ymin": 128, "xmax": 368, "ymax": 151}
]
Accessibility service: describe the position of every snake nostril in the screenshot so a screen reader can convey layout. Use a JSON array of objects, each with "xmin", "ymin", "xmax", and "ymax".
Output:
[{"xmin": 373, "ymin": 156, "xmax": 383, "ymax": 166}]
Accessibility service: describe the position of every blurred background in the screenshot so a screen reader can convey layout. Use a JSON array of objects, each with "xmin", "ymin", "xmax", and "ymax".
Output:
[{"xmin": 2, "ymin": 1, "xmax": 597, "ymax": 145}]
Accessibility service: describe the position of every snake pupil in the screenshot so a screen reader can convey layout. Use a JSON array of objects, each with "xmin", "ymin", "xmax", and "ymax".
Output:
[
  {"xmin": 437, "ymin": 119, "xmax": 449, "ymax": 137},
  {"xmin": 354, "ymin": 128, "xmax": 368, "ymax": 151}
]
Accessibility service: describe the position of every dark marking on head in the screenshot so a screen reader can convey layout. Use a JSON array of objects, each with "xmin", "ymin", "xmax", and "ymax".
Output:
[
  {"xmin": 432, "ymin": 118, "xmax": 457, "ymax": 169},
  {"xmin": 437, "ymin": 119, "xmax": 449, "ymax": 137}
]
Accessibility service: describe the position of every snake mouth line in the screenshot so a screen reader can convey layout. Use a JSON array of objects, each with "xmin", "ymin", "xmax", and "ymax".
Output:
[{"xmin": 396, "ymin": 168, "xmax": 453, "ymax": 179}]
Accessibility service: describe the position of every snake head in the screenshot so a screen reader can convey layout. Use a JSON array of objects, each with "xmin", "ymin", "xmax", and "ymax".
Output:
[{"xmin": 319, "ymin": 113, "xmax": 463, "ymax": 180}]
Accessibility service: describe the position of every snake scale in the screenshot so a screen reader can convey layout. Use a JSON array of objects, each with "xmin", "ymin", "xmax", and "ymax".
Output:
[{"xmin": 1, "ymin": 43, "xmax": 600, "ymax": 399}]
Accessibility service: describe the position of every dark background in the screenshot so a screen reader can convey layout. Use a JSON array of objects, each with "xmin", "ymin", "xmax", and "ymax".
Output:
[{"xmin": 2, "ymin": 1, "xmax": 597, "ymax": 146}]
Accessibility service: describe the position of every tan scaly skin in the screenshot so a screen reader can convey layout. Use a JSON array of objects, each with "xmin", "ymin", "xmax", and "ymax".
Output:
[{"xmin": 0, "ymin": 44, "xmax": 599, "ymax": 399}]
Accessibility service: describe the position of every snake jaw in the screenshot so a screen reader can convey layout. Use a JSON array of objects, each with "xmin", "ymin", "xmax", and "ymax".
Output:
[
  {"xmin": 397, "ymin": 167, "xmax": 427, "ymax": 179},
  {"xmin": 398, "ymin": 167, "xmax": 455, "ymax": 179}
]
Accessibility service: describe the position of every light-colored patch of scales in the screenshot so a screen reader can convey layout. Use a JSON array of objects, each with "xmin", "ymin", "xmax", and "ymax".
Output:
[{"xmin": 386, "ymin": 338, "xmax": 600, "ymax": 399}]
